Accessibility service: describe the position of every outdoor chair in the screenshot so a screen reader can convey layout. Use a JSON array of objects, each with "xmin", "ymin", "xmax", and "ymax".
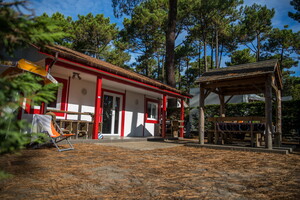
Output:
[{"xmin": 43, "ymin": 112, "xmax": 75, "ymax": 152}]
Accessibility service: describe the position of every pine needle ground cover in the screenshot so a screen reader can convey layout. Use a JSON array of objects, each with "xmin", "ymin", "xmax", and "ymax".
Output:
[{"xmin": 0, "ymin": 143, "xmax": 299, "ymax": 199}]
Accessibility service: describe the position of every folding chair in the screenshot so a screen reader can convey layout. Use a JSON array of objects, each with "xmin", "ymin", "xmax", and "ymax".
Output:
[{"xmin": 40, "ymin": 113, "xmax": 75, "ymax": 152}]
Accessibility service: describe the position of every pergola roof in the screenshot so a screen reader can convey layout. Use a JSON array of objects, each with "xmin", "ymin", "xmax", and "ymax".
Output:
[{"xmin": 196, "ymin": 59, "xmax": 282, "ymax": 96}]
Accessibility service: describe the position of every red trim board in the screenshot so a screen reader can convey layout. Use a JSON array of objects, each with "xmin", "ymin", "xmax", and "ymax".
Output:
[{"xmin": 93, "ymin": 77, "xmax": 102, "ymax": 139}]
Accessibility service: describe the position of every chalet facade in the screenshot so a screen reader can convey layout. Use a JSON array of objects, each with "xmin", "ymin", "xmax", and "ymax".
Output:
[{"xmin": 8, "ymin": 45, "xmax": 190, "ymax": 139}]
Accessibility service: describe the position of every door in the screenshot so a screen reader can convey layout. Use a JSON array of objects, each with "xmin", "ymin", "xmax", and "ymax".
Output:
[{"xmin": 102, "ymin": 92, "xmax": 122, "ymax": 135}]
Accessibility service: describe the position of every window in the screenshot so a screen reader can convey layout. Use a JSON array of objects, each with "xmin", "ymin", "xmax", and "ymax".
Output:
[
  {"xmin": 48, "ymin": 85, "xmax": 63, "ymax": 109},
  {"xmin": 29, "ymin": 77, "xmax": 68, "ymax": 115},
  {"xmin": 146, "ymin": 99, "xmax": 159, "ymax": 123}
]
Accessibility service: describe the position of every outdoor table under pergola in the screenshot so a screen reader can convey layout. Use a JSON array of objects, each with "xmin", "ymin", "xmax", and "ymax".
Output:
[{"xmin": 196, "ymin": 59, "xmax": 283, "ymax": 149}]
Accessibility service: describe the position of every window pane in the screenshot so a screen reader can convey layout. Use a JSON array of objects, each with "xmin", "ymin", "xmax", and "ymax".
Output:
[
  {"xmin": 147, "ymin": 103, "xmax": 152, "ymax": 118},
  {"xmin": 102, "ymin": 95, "xmax": 113, "ymax": 133},
  {"xmin": 151, "ymin": 105, "xmax": 157, "ymax": 119},
  {"xmin": 147, "ymin": 102, "xmax": 158, "ymax": 120},
  {"xmin": 114, "ymin": 97, "xmax": 120, "ymax": 134}
]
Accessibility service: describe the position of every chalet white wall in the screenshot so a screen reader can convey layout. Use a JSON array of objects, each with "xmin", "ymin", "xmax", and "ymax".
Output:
[
  {"xmin": 144, "ymin": 123, "xmax": 156, "ymax": 137},
  {"xmin": 124, "ymin": 91, "xmax": 146, "ymax": 137},
  {"xmin": 67, "ymin": 78, "xmax": 96, "ymax": 121}
]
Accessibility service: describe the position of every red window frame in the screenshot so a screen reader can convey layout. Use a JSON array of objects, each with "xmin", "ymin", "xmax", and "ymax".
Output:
[
  {"xmin": 24, "ymin": 77, "xmax": 68, "ymax": 116},
  {"xmin": 47, "ymin": 77, "xmax": 68, "ymax": 117},
  {"xmin": 145, "ymin": 98, "xmax": 160, "ymax": 124}
]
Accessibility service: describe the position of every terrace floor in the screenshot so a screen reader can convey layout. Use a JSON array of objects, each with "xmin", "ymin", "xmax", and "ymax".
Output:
[{"xmin": 0, "ymin": 141, "xmax": 299, "ymax": 199}]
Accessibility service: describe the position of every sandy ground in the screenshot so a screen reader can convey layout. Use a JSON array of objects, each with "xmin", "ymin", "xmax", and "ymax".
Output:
[{"xmin": 0, "ymin": 142, "xmax": 299, "ymax": 200}]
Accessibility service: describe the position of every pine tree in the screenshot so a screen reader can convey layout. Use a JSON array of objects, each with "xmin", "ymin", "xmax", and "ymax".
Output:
[
  {"xmin": 289, "ymin": 0, "xmax": 300, "ymax": 22},
  {"xmin": 239, "ymin": 4, "xmax": 275, "ymax": 61},
  {"xmin": 0, "ymin": 1, "xmax": 60, "ymax": 159},
  {"xmin": 226, "ymin": 49, "xmax": 256, "ymax": 66}
]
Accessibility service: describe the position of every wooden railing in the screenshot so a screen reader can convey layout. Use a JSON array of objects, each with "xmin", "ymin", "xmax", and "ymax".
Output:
[{"xmin": 207, "ymin": 116, "xmax": 266, "ymax": 147}]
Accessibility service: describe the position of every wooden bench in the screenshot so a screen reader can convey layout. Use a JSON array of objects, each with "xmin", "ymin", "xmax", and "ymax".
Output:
[{"xmin": 208, "ymin": 117, "xmax": 266, "ymax": 147}]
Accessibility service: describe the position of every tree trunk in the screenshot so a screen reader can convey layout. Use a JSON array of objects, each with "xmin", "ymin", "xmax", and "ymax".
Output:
[
  {"xmin": 186, "ymin": 57, "xmax": 189, "ymax": 91},
  {"xmin": 162, "ymin": 55, "xmax": 166, "ymax": 83},
  {"xmin": 256, "ymin": 33, "xmax": 260, "ymax": 62},
  {"xmin": 198, "ymin": 40, "xmax": 202, "ymax": 76},
  {"xmin": 178, "ymin": 59, "xmax": 181, "ymax": 90},
  {"xmin": 204, "ymin": 40, "xmax": 208, "ymax": 72},
  {"xmin": 215, "ymin": 29, "xmax": 219, "ymax": 68},
  {"xmin": 165, "ymin": 0, "xmax": 177, "ymax": 109},
  {"xmin": 211, "ymin": 42, "xmax": 214, "ymax": 69},
  {"xmin": 157, "ymin": 54, "xmax": 161, "ymax": 80},
  {"xmin": 219, "ymin": 43, "xmax": 223, "ymax": 68},
  {"xmin": 165, "ymin": 0, "xmax": 177, "ymax": 88}
]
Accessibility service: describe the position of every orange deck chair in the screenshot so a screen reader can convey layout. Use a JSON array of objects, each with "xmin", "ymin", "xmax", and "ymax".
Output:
[{"xmin": 45, "ymin": 112, "xmax": 75, "ymax": 152}]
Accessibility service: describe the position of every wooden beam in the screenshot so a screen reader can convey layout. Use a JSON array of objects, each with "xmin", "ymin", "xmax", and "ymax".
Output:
[
  {"xmin": 222, "ymin": 89, "xmax": 261, "ymax": 96},
  {"xmin": 251, "ymin": 84, "xmax": 265, "ymax": 94},
  {"xmin": 202, "ymin": 77, "xmax": 266, "ymax": 89},
  {"xmin": 204, "ymin": 89, "xmax": 211, "ymax": 99},
  {"xmin": 199, "ymin": 84, "xmax": 205, "ymax": 145},
  {"xmin": 212, "ymin": 88, "xmax": 221, "ymax": 95},
  {"xmin": 225, "ymin": 95, "xmax": 234, "ymax": 104},
  {"xmin": 265, "ymin": 75, "xmax": 273, "ymax": 149}
]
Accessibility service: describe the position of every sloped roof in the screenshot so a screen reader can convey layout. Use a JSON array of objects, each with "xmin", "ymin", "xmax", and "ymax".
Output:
[
  {"xmin": 39, "ymin": 45, "xmax": 190, "ymax": 98},
  {"xmin": 196, "ymin": 59, "xmax": 280, "ymax": 83},
  {"xmin": 195, "ymin": 59, "xmax": 282, "ymax": 96}
]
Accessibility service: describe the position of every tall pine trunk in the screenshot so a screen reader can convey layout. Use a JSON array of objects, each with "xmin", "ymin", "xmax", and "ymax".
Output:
[
  {"xmin": 256, "ymin": 33, "xmax": 261, "ymax": 61},
  {"xmin": 219, "ymin": 44, "xmax": 224, "ymax": 68},
  {"xmin": 165, "ymin": 0, "xmax": 177, "ymax": 88},
  {"xmin": 215, "ymin": 29, "xmax": 219, "ymax": 68},
  {"xmin": 204, "ymin": 40, "xmax": 208, "ymax": 72},
  {"xmin": 165, "ymin": 0, "xmax": 177, "ymax": 109},
  {"xmin": 198, "ymin": 40, "xmax": 202, "ymax": 76}
]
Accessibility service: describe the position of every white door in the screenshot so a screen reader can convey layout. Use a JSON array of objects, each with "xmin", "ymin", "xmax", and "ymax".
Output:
[{"xmin": 102, "ymin": 92, "xmax": 122, "ymax": 135}]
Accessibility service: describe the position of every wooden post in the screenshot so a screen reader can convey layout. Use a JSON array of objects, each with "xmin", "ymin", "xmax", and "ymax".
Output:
[
  {"xmin": 162, "ymin": 94, "xmax": 167, "ymax": 138},
  {"xmin": 199, "ymin": 84, "xmax": 205, "ymax": 145},
  {"xmin": 219, "ymin": 94, "xmax": 225, "ymax": 117},
  {"xmin": 92, "ymin": 76, "xmax": 102, "ymax": 139},
  {"xmin": 265, "ymin": 76, "xmax": 273, "ymax": 149},
  {"xmin": 275, "ymin": 89, "xmax": 282, "ymax": 147},
  {"xmin": 180, "ymin": 98, "xmax": 184, "ymax": 138}
]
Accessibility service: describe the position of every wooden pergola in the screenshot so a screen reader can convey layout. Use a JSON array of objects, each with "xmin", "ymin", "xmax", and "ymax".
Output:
[{"xmin": 196, "ymin": 59, "xmax": 283, "ymax": 149}]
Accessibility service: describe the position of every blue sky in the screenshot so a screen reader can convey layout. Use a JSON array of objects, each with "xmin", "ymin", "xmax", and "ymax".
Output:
[{"xmin": 29, "ymin": 0, "xmax": 299, "ymax": 76}]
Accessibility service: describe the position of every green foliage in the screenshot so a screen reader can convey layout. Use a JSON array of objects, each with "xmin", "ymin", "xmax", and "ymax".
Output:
[
  {"xmin": 226, "ymin": 49, "xmax": 256, "ymax": 66},
  {"xmin": 283, "ymin": 76, "xmax": 300, "ymax": 99},
  {"xmin": 291, "ymin": 84, "xmax": 300, "ymax": 100},
  {"xmin": 39, "ymin": 12, "xmax": 131, "ymax": 68},
  {"xmin": 289, "ymin": 0, "xmax": 300, "ymax": 22},
  {"xmin": 0, "ymin": 73, "xmax": 59, "ymax": 154},
  {"xmin": 263, "ymin": 28, "xmax": 299, "ymax": 66},
  {"xmin": 120, "ymin": 0, "xmax": 167, "ymax": 78},
  {"xmin": 239, "ymin": 3, "xmax": 275, "ymax": 61},
  {"xmin": 73, "ymin": 13, "xmax": 118, "ymax": 58},
  {"xmin": 0, "ymin": 1, "xmax": 66, "ymax": 56}
]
